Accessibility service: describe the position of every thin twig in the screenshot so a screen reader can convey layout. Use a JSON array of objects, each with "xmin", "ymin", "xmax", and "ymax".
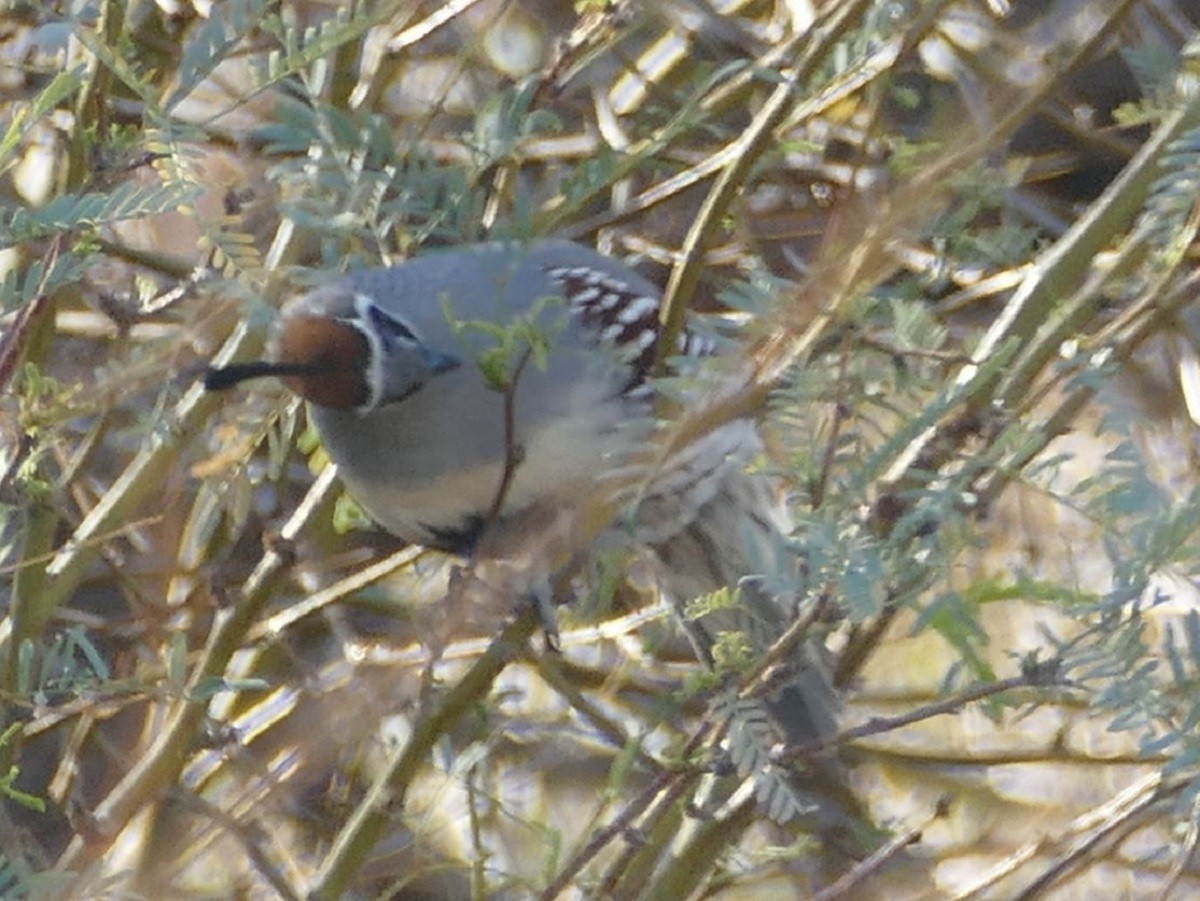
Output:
[
  {"xmin": 952, "ymin": 772, "xmax": 1188, "ymax": 900},
  {"xmin": 541, "ymin": 721, "xmax": 717, "ymax": 900},
  {"xmin": 485, "ymin": 347, "xmax": 534, "ymax": 527},
  {"xmin": 812, "ymin": 797, "xmax": 948, "ymax": 901},
  {"xmin": 308, "ymin": 605, "xmax": 539, "ymax": 899},
  {"xmin": 1156, "ymin": 789, "xmax": 1200, "ymax": 901},
  {"xmin": 54, "ymin": 464, "xmax": 341, "ymax": 876},
  {"xmin": 783, "ymin": 662, "xmax": 1070, "ymax": 764}
]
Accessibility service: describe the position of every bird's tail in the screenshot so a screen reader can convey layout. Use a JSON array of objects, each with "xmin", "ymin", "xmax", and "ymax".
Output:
[{"xmin": 624, "ymin": 419, "xmax": 860, "ymax": 833}]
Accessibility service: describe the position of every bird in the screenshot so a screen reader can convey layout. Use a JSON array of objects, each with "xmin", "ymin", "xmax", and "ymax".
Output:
[
  {"xmin": 204, "ymin": 239, "xmax": 841, "ymax": 815},
  {"xmin": 205, "ymin": 240, "xmax": 726, "ymax": 556}
]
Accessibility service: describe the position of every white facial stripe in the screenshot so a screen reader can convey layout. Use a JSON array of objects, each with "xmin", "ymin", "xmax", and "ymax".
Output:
[{"xmin": 352, "ymin": 292, "xmax": 385, "ymax": 413}]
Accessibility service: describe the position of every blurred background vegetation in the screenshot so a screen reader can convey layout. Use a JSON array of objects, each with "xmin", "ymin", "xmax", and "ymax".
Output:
[{"xmin": 4, "ymin": 0, "xmax": 1200, "ymax": 897}]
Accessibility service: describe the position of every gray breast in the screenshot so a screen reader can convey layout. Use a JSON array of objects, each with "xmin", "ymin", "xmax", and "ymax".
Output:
[{"xmin": 312, "ymin": 242, "xmax": 656, "ymax": 548}]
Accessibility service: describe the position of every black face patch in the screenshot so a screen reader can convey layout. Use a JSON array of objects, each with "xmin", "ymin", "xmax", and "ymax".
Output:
[{"xmin": 361, "ymin": 302, "xmax": 422, "ymax": 351}]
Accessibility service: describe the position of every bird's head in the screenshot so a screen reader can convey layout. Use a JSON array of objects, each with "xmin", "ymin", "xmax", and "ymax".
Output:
[{"xmin": 204, "ymin": 284, "xmax": 461, "ymax": 412}]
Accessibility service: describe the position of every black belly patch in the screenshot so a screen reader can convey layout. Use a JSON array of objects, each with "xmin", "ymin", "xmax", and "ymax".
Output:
[{"xmin": 419, "ymin": 514, "xmax": 487, "ymax": 556}]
